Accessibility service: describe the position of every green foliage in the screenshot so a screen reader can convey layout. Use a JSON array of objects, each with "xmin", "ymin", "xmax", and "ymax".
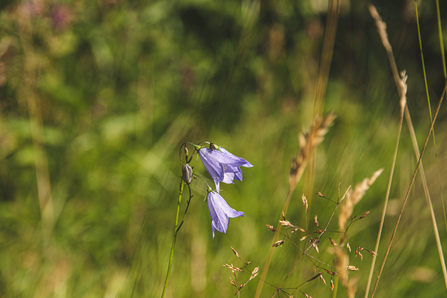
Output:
[{"xmin": 0, "ymin": 0, "xmax": 446, "ymax": 297}]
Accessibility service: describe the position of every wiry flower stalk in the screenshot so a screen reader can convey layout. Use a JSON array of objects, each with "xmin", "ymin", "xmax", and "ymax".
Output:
[{"xmin": 255, "ymin": 112, "xmax": 335, "ymax": 298}]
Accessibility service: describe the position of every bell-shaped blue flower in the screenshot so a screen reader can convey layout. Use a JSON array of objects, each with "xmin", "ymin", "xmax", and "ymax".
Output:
[
  {"xmin": 207, "ymin": 190, "xmax": 244, "ymax": 238},
  {"xmin": 198, "ymin": 144, "xmax": 253, "ymax": 191}
]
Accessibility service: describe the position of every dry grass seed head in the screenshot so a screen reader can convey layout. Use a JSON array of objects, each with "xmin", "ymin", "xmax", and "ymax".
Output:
[
  {"xmin": 347, "ymin": 276, "xmax": 360, "ymax": 298},
  {"xmin": 338, "ymin": 169, "xmax": 383, "ymax": 243},
  {"xmin": 334, "ymin": 246, "xmax": 349, "ymax": 287},
  {"xmin": 289, "ymin": 112, "xmax": 336, "ymax": 188},
  {"xmin": 399, "ymin": 70, "xmax": 408, "ymax": 110},
  {"xmin": 302, "ymin": 194, "xmax": 308, "ymax": 211},
  {"xmin": 231, "ymin": 247, "xmax": 240, "ymax": 258}
]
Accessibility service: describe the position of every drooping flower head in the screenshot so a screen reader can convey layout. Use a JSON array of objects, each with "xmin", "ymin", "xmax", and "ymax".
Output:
[
  {"xmin": 197, "ymin": 143, "xmax": 253, "ymax": 191},
  {"xmin": 206, "ymin": 189, "xmax": 244, "ymax": 238}
]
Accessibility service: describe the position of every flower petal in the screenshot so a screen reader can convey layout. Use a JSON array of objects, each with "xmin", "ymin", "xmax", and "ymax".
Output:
[
  {"xmin": 199, "ymin": 149, "xmax": 224, "ymax": 181},
  {"xmin": 207, "ymin": 191, "xmax": 244, "ymax": 238},
  {"xmin": 198, "ymin": 146, "xmax": 253, "ymax": 188},
  {"xmin": 220, "ymin": 148, "xmax": 253, "ymax": 167}
]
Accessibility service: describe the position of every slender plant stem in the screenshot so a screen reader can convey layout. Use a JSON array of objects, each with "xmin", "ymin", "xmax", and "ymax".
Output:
[
  {"xmin": 371, "ymin": 85, "xmax": 446, "ymax": 298},
  {"xmin": 255, "ymin": 188, "xmax": 294, "ymax": 298},
  {"xmin": 423, "ymin": 0, "xmax": 447, "ymax": 233},
  {"xmin": 332, "ymin": 275, "xmax": 339, "ymax": 298},
  {"xmin": 435, "ymin": 0, "xmax": 447, "ymax": 80},
  {"xmin": 368, "ymin": 5, "xmax": 447, "ymax": 294},
  {"xmin": 364, "ymin": 106, "xmax": 404, "ymax": 298},
  {"xmin": 161, "ymin": 179, "xmax": 184, "ymax": 298}
]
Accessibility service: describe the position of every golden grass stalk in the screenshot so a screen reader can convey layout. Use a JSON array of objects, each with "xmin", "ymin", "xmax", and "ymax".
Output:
[
  {"xmin": 313, "ymin": 0, "xmax": 341, "ymax": 117},
  {"xmin": 367, "ymin": 5, "xmax": 447, "ymax": 296},
  {"xmin": 254, "ymin": 112, "xmax": 335, "ymax": 298},
  {"xmin": 306, "ymin": 0, "xmax": 341, "ymax": 235}
]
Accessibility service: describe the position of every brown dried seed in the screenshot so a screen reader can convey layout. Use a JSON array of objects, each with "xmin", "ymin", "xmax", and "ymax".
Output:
[
  {"xmin": 273, "ymin": 240, "xmax": 285, "ymax": 247},
  {"xmin": 316, "ymin": 191, "xmax": 326, "ymax": 198},
  {"xmin": 251, "ymin": 267, "xmax": 259, "ymax": 276},
  {"xmin": 313, "ymin": 242, "xmax": 319, "ymax": 253},
  {"xmin": 329, "ymin": 237, "xmax": 337, "ymax": 246},
  {"xmin": 347, "ymin": 265, "xmax": 359, "ymax": 271},
  {"xmin": 330, "ymin": 278, "xmax": 334, "ymax": 291},
  {"xmin": 366, "ymin": 249, "xmax": 378, "ymax": 256},
  {"xmin": 314, "ymin": 215, "xmax": 320, "ymax": 228},
  {"xmin": 231, "ymin": 247, "xmax": 240, "ymax": 258},
  {"xmin": 307, "ymin": 273, "xmax": 320, "ymax": 282},
  {"xmin": 324, "ymin": 268, "xmax": 336, "ymax": 276},
  {"xmin": 320, "ymin": 274, "xmax": 327, "ymax": 285},
  {"xmin": 360, "ymin": 211, "xmax": 371, "ymax": 219},
  {"xmin": 347, "ymin": 242, "xmax": 351, "ymax": 253},
  {"xmin": 265, "ymin": 224, "xmax": 275, "ymax": 231},
  {"xmin": 300, "ymin": 235, "xmax": 308, "ymax": 241},
  {"xmin": 302, "ymin": 194, "xmax": 308, "ymax": 211},
  {"xmin": 230, "ymin": 278, "xmax": 237, "ymax": 288},
  {"xmin": 359, "ymin": 251, "xmax": 363, "ymax": 261},
  {"xmin": 279, "ymin": 220, "xmax": 293, "ymax": 227}
]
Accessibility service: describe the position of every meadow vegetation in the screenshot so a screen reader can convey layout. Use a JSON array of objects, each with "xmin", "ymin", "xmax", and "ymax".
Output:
[{"xmin": 0, "ymin": 0, "xmax": 446, "ymax": 297}]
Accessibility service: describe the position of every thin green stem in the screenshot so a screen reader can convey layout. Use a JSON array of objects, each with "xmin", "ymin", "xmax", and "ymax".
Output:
[
  {"xmin": 414, "ymin": 2, "xmax": 432, "ymax": 121},
  {"xmin": 332, "ymin": 275, "xmax": 339, "ymax": 298},
  {"xmin": 371, "ymin": 85, "xmax": 446, "ymax": 298},
  {"xmin": 364, "ymin": 106, "xmax": 403, "ymax": 298},
  {"xmin": 433, "ymin": 0, "xmax": 447, "ymax": 233},
  {"xmin": 435, "ymin": 0, "xmax": 447, "ymax": 80},
  {"xmin": 161, "ymin": 179, "xmax": 184, "ymax": 298}
]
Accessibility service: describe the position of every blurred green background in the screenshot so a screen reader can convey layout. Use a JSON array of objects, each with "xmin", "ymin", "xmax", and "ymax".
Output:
[{"xmin": 1, "ymin": 0, "xmax": 447, "ymax": 297}]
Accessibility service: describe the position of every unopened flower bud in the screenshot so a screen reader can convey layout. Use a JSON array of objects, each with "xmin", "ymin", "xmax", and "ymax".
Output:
[{"xmin": 182, "ymin": 164, "xmax": 193, "ymax": 184}]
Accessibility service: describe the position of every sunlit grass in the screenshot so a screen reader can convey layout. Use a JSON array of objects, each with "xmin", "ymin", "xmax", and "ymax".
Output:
[{"xmin": 0, "ymin": 0, "xmax": 446, "ymax": 297}]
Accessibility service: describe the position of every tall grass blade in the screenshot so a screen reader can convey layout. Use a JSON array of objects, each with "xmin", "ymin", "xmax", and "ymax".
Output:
[
  {"xmin": 435, "ymin": 0, "xmax": 447, "ymax": 79},
  {"xmin": 368, "ymin": 6, "xmax": 447, "ymax": 295},
  {"xmin": 371, "ymin": 85, "xmax": 447, "ymax": 297},
  {"xmin": 431, "ymin": 0, "xmax": 447, "ymax": 233}
]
